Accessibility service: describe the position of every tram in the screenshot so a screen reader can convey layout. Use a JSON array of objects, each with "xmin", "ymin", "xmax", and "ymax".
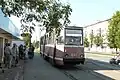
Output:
[{"xmin": 40, "ymin": 26, "xmax": 85, "ymax": 66}]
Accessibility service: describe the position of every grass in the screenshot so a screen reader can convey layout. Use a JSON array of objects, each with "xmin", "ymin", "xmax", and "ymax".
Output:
[
  {"xmin": 85, "ymin": 51, "xmax": 117, "ymax": 57},
  {"xmin": 34, "ymin": 48, "xmax": 117, "ymax": 57}
]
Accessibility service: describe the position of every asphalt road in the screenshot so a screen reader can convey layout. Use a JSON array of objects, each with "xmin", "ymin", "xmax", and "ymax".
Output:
[
  {"xmin": 23, "ymin": 53, "xmax": 120, "ymax": 80},
  {"xmin": 24, "ymin": 54, "xmax": 70, "ymax": 80},
  {"xmin": 85, "ymin": 53, "xmax": 120, "ymax": 80}
]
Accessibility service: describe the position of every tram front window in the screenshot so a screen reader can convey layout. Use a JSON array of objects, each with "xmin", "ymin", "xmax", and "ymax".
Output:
[
  {"xmin": 65, "ymin": 36, "xmax": 82, "ymax": 45},
  {"xmin": 65, "ymin": 29, "xmax": 83, "ymax": 45}
]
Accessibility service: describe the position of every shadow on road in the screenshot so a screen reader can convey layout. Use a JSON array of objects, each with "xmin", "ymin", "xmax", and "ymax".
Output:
[
  {"xmin": 84, "ymin": 58, "xmax": 120, "ymax": 70},
  {"xmin": 58, "ymin": 58, "xmax": 120, "ymax": 70}
]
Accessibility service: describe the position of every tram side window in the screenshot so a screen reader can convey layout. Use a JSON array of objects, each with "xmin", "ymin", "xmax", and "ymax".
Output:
[
  {"xmin": 45, "ymin": 35, "xmax": 48, "ymax": 45},
  {"xmin": 40, "ymin": 36, "xmax": 44, "ymax": 45},
  {"xmin": 57, "ymin": 36, "xmax": 64, "ymax": 44},
  {"xmin": 48, "ymin": 37, "xmax": 53, "ymax": 44},
  {"xmin": 40, "ymin": 39, "xmax": 44, "ymax": 45}
]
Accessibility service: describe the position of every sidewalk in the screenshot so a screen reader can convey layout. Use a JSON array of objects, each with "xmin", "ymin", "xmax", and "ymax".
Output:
[{"xmin": 0, "ymin": 60, "xmax": 24, "ymax": 80}]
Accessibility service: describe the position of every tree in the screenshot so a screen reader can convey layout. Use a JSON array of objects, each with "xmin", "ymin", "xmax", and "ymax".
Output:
[
  {"xmin": 84, "ymin": 37, "xmax": 89, "ymax": 47},
  {"xmin": 43, "ymin": 1, "xmax": 72, "ymax": 37},
  {"xmin": 22, "ymin": 33, "xmax": 31, "ymax": 47},
  {"xmin": 32, "ymin": 40, "xmax": 36, "ymax": 48},
  {"xmin": 35, "ymin": 41, "xmax": 40, "ymax": 49},
  {"xmin": 32, "ymin": 40, "xmax": 39, "ymax": 48},
  {"xmin": 89, "ymin": 30, "xmax": 94, "ymax": 48},
  {"xmin": 0, "ymin": 0, "xmax": 72, "ymax": 48},
  {"xmin": 108, "ymin": 11, "xmax": 120, "ymax": 52},
  {"xmin": 0, "ymin": 0, "xmax": 72, "ymax": 37},
  {"xmin": 94, "ymin": 35, "xmax": 103, "ymax": 47}
]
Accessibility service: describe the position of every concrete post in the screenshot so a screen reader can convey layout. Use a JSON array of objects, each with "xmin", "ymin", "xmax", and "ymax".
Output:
[{"xmin": 0, "ymin": 37, "xmax": 3, "ymax": 63}]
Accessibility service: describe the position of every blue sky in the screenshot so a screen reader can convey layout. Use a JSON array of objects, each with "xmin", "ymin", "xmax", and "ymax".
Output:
[
  {"xmin": 67, "ymin": 0, "xmax": 120, "ymax": 26},
  {"xmin": 10, "ymin": 0, "xmax": 120, "ymax": 28},
  {"xmin": 9, "ymin": 0, "xmax": 120, "ymax": 41}
]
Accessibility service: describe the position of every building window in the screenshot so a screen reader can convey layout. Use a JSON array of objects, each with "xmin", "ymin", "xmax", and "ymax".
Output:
[
  {"xmin": 99, "ymin": 28, "xmax": 101, "ymax": 36},
  {"xmin": 85, "ymin": 31, "xmax": 87, "ymax": 37}
]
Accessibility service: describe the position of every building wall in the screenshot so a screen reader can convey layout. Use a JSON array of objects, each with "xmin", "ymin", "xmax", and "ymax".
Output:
[
  {"xmin": 0, "ymin": 33, "xmax": 13, "ymax": 63},
  {"xmin": 83, "ymin": 20, "xmax": 115, "ymax": 53},
  {"xmin": 0, "ymin": 33, "xmax": 12, "ymax": 41},
  {"xmin": 0, "ymin": 9, "xmax": 20, "ymax": 63},
  {"xmin": 84, "ymin": 21, "xmax": 108, "ymax": 43}
]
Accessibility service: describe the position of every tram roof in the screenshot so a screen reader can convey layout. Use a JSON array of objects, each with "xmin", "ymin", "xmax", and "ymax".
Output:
[{"xmin": 65, "ymin": 26, "xmax": 83, "ymax": 29}]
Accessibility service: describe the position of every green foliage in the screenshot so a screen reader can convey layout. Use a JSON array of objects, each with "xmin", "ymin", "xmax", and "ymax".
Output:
[
  {"xmin": 0, "ymin": 0, "xmax": 72, "ymax": 37},
  {"xmin": 89, "ymin": 30, "xmax": 94, "ymax": 47},
  {"xmin": 32, "ymin": 40, "xmax": 36, "ymax": 48},
  {"xmin": 33, "ymin": 41, "xmax": 39, "ymax": 49},
  {"xmin": 22, "ymin": 33, "xmax": 31, "ymax": 47},
  {"xmin": 84, "ymin": 37, "xmax": 89, "ymax": 47},
  {"xmin": 94, "ymin": 35, "xmax": 103, "ymax": 47},
  {"xmin": 108, "ymin": 11, "xmax": 120, "ymax": 49},
  {"xmin": 44, "ymin": 1, "xmax": 72, "ymax": 37},
  {"xmin": 35, "ymin": 41, "xmax": 40, "ymax": 48},
  {"xmin": 40, "ymin": 36, "xmax": 44, "ymax": 45}
]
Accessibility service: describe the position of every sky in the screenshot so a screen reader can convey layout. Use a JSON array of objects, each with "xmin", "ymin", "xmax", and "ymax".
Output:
[
  {"xmin": 67, "ymin": 0, "xmax": 120, "ymax": 26},
  {"xmin": 9, "ymin": 0, "xmax": 120, "ymax": 42}
]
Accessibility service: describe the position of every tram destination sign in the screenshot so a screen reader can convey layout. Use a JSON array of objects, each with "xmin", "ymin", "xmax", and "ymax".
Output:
[{"xmin": 65, "ymin": 29, "xmax": 82, "ymax": 34}]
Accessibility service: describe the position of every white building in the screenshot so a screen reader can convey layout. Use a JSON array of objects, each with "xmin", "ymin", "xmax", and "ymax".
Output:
[{"xmin": 83, "ymin": 19, "xmax": 115, "ymax": 53}]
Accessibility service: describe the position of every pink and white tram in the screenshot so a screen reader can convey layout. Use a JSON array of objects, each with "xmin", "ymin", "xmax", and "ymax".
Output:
[{"xmin": 40, "ymin": 26, "xmax": 85, "ymax": 66}]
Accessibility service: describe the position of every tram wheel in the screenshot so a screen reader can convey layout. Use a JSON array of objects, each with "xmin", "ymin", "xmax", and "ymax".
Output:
[
  {"xmin": 51, "ymin": 59, "xmax": 56, "ymax": 67},
  {"xmin": 43, "ymin": 54, "xmax": 47, "ymax": 60}
]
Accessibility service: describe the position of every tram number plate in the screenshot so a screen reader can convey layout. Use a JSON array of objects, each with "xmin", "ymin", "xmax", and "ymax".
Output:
[{"xmin": 71, "ymin": 54, "xmax": 76, "ymax": 57}]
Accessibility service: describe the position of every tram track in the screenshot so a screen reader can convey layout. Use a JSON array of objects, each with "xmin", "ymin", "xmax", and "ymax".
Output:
[
  {"xmin": 76, "ymin": 66, "xmax": 111, "ymax": 80},
  {"xmin": 61, "ymin": 66, "xmax": 109, "ymax": 80},
  {"xmin": 60, "ymin": 65, "xmax": 109, "ymax": 80},
  {"xmin": 79, "ymin": 60, "xmax": 120, "ymax": 80},
  {"xmin": 62, "ymin": 70, "xmax": 79, "ymax": 80},
  {"xmin": 88, "ymin": 60, "xmax": 120, "ymax": 72},
  {"xmin": 60, "ymin": 60, "xmax": 120, "ymax": 80}
]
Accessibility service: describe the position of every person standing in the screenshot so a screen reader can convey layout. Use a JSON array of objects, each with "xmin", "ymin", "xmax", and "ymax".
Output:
[
  {"xmin": 12, "ymin": 43, "xmax": 18, "ymax": 67},
  {"xmin": 28, "ymin": 43, "xmax": 35, "ymax": 59},
  {"xmin": 23, "ymin": 45, "xmax": 26, "ymax": 59},
  {"xmin": 4, "ymin": 43, "xmax": 7, "ymax": 67},
  {"xmin": 31, "ymin": 44, "xmax": 35, "ymax": 57},
  {"xmin": 4, "ymin": 43, "xmax": 12, "ymax": 69},
  {"xmin": 19, "ymin": 44, "xmax": 24, "ymax": 59}
]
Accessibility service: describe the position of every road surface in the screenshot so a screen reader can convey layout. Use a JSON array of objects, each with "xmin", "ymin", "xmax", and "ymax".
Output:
[
  {"xmin": 23, "ymin": 53, "xmax": 120, "ymax": 80},
  {"xmin": 24, "ymin": 54, "xmax": 70, "ymax": 80}
]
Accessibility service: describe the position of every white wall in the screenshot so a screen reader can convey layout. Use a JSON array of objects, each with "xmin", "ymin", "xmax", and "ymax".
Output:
[{"xmin": 84, "ymin": 20, "xmax": 113, "ymax": 53}]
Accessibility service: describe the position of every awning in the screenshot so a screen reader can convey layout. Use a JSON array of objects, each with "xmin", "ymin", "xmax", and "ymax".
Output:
[
  {"xmin": 0, "ymin": 28, "xmax": 20, "ymax": 40},
  {"xmin": 0, "ymin": 9, "xmax": 20, "ymax": 39}
]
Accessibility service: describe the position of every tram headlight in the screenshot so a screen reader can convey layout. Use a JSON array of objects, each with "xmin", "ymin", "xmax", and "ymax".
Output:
[
  {"xmin": 64, "ymin": 54, "xmax": 69, "ymax": 57},
  {"xmin": 80, "ymin": 54, "xmax": 84, "ymax": 58}
]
